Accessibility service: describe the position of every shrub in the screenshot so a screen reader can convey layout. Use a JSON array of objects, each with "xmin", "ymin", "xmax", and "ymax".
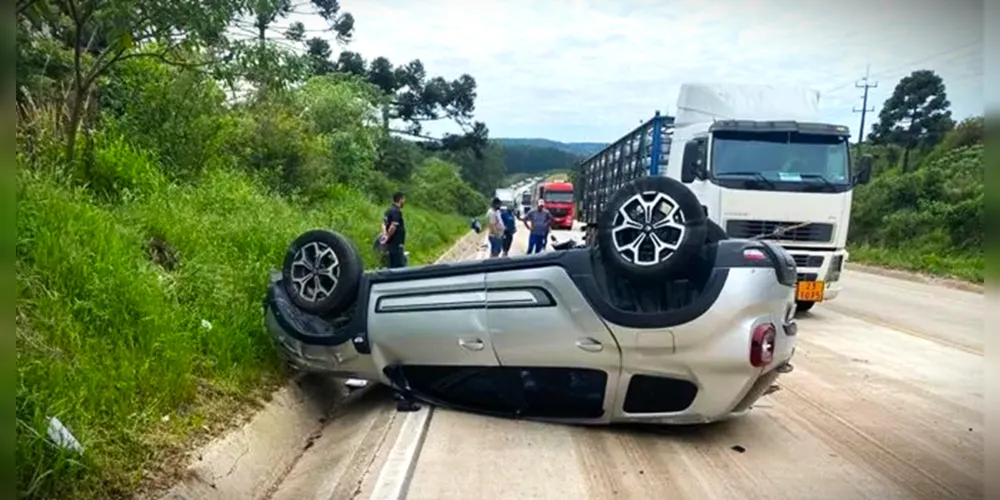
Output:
[
  {"xmin": 849, "ymin": 122, "xmax": 983, "ymax": 281},
  {"xmin": 408, "ymin": 157, "xmax": 488, "ymax": 216}
]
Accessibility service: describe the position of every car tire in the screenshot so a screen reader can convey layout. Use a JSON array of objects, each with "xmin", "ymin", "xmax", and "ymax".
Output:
[
  {"xmin": 795, "ymin": 300, "xmax": 815, "ymax": 313},
  {"xmin": 282, "ymin": 229, "xmax": 363, "ymax": 316},
  {"xmin": 597, "ymin": 176, "xmax": 707, "ymax": 282}
]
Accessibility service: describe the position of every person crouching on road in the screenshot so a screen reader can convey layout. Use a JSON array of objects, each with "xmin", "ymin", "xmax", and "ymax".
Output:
[
  {"xmin": 523, "ymin": 199, "xmax": 553, "ymax": 254},
  {"xmin": 486, "ymin": 197, "xmax": 506, "ymax": 258},
  {"xmin": 380, "ymin": 191, "xmax": 407, "ymax": 268},
  {"xmin": 500, "ymin": 205, "xmax": 517, "ymax": 257}
]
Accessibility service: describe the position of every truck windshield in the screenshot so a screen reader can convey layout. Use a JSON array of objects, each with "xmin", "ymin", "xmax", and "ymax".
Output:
[
  {"xmin": 711, "ymin": 131, "xmax": 850, "ymax": 191},
  {"xmin": 544, "ymin": 191, "xmax": 574, "ymax": 203}
]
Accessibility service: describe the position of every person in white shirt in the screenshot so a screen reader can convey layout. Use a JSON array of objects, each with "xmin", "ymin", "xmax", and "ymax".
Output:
[{"xmin": 485, "ymin": 197, "xmax": 505, "ymax": 258}]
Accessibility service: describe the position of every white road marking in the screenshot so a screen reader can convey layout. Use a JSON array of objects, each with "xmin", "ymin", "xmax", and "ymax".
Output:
[{"xmin": 367, "ymin": 405, "xmax": 434, "ymax": 500}]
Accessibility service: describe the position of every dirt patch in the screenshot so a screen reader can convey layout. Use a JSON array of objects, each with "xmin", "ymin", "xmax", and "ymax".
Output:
[{"xmin": 145, "ymin": 235, "xmax": 180, "ymax": 271}]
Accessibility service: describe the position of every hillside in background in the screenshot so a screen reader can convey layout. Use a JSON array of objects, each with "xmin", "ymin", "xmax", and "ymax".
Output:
[
  {"xmin": 495, "ymin": 138, "xmax": 607, "ymax": 176},
  {"xmin": 496, "ymin": 138, "xmax": 607, "ymax": 157}
]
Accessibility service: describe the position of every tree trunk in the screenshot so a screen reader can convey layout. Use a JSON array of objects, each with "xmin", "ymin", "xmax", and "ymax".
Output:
[
  {"xmin": 64, "ymin": 84, "xmax": 84, "ymax": 166},
  {"xmin": 902, "ymin": 147, "xmax": 911, "ymax": 172}
]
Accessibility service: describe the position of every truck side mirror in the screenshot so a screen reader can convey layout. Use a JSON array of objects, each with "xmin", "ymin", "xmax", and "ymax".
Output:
[
  {"xmin": 854, "ymin": 155, "xmax": 873, "ymax": 185},
  {"xmin": 681, "ymin": 139, "xmax": 707, "ymax": 183}
]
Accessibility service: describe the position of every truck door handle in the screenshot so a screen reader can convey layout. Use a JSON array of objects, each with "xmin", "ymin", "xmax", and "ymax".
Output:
[
  {"xmin": 458, "ymin": 338, "xmax": 485, "ymax": 351},
  {"xmin": 576, "ymin": 338, "xmax": 603, "ymax": 352}
]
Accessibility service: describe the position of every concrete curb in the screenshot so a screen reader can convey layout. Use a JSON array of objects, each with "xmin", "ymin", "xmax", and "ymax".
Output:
[{"xmin": 149, "ymin": 229, "xmax": 485, "ymax": 500}]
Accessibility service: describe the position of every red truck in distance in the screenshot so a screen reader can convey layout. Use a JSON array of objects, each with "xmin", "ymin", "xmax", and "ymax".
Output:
[{"xmin": 536, "ymin": 181, "xmax": 575, "ymax": 230}]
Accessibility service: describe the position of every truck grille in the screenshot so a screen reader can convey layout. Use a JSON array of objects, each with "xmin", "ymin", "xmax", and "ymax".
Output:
[
  {"xmin": 549, "ymin": 208, "xmax": 569, "ymax": 217},
  {"xmin": 792, "ymin": 254, "xmax": 824, "ymax": 268},
  {"xmin": 726, "ymin": 220, "xmax": 833, "ymax": 243}
]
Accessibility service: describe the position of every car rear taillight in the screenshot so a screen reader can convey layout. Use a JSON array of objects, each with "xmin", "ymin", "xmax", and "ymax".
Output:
[
  {"xmin": 750, "ymin": 323, "xmax": 776, "ymax": 367},
  {"xmin": 743, "ymin": 248, "xmax": 768, "ymax": 261}
]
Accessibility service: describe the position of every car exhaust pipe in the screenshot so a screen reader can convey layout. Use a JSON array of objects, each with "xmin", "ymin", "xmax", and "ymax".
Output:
[{"xmin": 776, "ymin": 362, "xmax": 794, "ymax": 374}]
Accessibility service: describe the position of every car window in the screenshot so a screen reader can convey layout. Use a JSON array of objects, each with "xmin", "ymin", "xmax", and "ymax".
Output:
[
  {"xmin": 399, "ymin": 366, "xmax": 524, "ymax": 415},
  {"xmin": 397, "ymin": 365, "xmax": 607, "ymax": 419}
]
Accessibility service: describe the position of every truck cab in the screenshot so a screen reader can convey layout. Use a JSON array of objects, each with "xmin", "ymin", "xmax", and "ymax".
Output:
[
  {"xmin": 577, "ymin": 83, "xmax": 873, "ymax": 311},
  {"xmin": 537, "ymin": 181, "xmax": 575, "ymax": 230}
]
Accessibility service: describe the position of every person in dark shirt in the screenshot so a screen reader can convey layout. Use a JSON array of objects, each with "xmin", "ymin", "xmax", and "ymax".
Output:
[{"xmin": 381, "ymin": 191, "xmax": 407, "ymax": 268}]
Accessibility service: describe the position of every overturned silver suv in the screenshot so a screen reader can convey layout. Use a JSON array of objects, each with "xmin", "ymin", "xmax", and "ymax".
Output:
[{"xmin": 264, "ymin": 176, "xmax": 798, "ymax": 425}]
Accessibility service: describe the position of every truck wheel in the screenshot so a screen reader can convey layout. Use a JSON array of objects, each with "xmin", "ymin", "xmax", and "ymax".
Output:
[
  {"xmin": 282, "ymin": 229, "xmax": 363, "ymax": 316},
  {"xmin": 597, "ymin": 176, "xmax": 707, "ymax": 282},
  {"xmin": 795, "ymin": 301, "xmax": 815, "ymax": 313}
]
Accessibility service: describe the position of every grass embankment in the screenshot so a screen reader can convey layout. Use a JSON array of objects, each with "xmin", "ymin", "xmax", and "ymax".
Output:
[
  {"xmin": 846, "ymin": 118, "xmax": 984, "ymax": 283},
  {"xmin": 848, "ymin": 245, "xmax": 983, "ymax": 283},
  {"xmin": 16, "ymin": 168, "xmax": 467, "ymax": 499}
]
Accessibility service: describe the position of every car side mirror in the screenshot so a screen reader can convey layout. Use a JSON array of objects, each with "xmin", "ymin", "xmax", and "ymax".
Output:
[
  {"xmin": 854, "ymin": 155, "xmax": 873, "ymax": 185},
  {"xmin": 471, "ymin": 218, "xmax": 482, "ymax": 233},
  {"xmin": 681, "ymin": 139, "xmax": 707, "ymax": 183}
]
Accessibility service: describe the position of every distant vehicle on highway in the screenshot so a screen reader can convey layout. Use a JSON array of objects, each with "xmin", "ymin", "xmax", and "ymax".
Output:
[
  {"xmin": 535, "ymin": 180, "xmax": 575, "ymax": 229},
  {"xmin": 264, "ymin": 176, "xmax": 798, "ymax": 426},
  {"xmin": 494, "ymin": 188, "xmax": 517, "ymax": 213},
  {"xmin": 576, "ymin": 83, "xmax": 873, "ymax": 313},
  {"xmin": 519, "ymin": 189, "xmax": 532, "ymax": 216}
]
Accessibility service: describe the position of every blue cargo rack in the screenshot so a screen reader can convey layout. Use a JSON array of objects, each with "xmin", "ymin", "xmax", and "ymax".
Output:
[{"xmin": 576, "ymin": 112, "xmax": 676, "ymax": 226}]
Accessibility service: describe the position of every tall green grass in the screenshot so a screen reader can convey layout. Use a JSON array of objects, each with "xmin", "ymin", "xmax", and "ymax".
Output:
[
  {"xmin": 16, "ymin": 168, "xmax": 468, "ymax": 499},
  {"xmin": 848, "ymin": 244, "xmax": 983, "ymax": 283}
]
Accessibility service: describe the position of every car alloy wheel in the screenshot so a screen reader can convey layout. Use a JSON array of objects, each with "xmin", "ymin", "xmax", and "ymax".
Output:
[
  {"xmin": 289, "ymin": 241, "xmax": 342, "ymax": 303},
  {"xmin": 610, "ymin": 190, "xmax": 687, "ymax": 267}
]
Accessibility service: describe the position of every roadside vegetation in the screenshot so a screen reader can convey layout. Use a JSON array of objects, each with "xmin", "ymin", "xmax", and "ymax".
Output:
[
  {"xmin": 848, "ymin": 70, "xmax": 984, "ymax": 282},
  {"xmin": 16, "ymin": 1, "xmax": 501, "ymax": 498}
]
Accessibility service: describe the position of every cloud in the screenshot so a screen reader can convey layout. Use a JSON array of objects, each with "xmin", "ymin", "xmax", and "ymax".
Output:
[{"xmin": 299, "ymin": 0, "xmax": 984, "ymax": 142}]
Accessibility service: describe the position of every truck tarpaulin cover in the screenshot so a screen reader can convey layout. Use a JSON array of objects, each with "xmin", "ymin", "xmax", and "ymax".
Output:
[{"xmin": 674, "ymin": 83, "xmax": 822, "ymax": 125}]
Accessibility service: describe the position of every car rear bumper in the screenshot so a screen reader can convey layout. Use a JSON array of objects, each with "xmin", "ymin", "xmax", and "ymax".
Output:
[{"xmin": 604, "ymin": 269, "xmax": 798, "ymax": 425}]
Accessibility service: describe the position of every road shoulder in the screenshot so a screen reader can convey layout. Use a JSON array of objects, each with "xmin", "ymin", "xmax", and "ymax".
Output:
[{"xmin": 846, "ymin": 262, "xmax": 983, "ymax": 294}]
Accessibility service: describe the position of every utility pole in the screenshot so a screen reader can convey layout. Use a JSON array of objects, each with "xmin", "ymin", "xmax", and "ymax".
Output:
[{"xmin": 852, "ymin": 64, "xmax": 878, "ymax": 144}]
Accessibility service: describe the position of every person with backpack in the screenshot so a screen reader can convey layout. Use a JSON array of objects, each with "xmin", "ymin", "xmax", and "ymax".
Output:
[{"xmin": 499, "ymin": 205, "xmax": 517, "ymax": 257}]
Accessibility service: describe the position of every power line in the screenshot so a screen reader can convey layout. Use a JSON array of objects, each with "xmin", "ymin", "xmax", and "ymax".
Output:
[
  {"xmin": 821, "ymin": 41, "xmax": 980, "ymax": 98},
  {"xmin": 852, "ymin": 64, "xmax": 878, "ymax": 144}
]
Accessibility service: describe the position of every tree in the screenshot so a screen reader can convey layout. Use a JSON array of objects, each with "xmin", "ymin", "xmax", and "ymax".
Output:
[
  {"xmin": 16, "ymin": 0, "xmax": 244, "ymax": 164},
  {"xmin": 222, "ymin": 0, "xmax": 354, "ymax": 94},
  {"xmin": 868, "ymin": 69, "xmax": 954, "ymax": 171},
  {"xmin": 318, "ymin": 51, "xmax": 488, "ymax": 155}
]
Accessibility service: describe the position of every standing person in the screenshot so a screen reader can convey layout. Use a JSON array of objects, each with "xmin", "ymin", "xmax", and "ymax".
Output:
[
  {"xmin": 486, "ymin": 198, "xmax": 505, "ymax": 258},
  {"xmin": 380, "ymin": 191, "xmax": 407, "ymax": 268},
  {"xmin": 499, "ymin": 205, "xmax": 517, "ymax": 257},
  {"xmin": 523, "ymin": 199, "xmax": 553, "ymax": 254}
]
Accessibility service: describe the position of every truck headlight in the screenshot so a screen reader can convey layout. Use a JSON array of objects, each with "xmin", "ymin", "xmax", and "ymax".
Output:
[{"xmin": 827, "ymin": 255, "xmax": 844, "ymax": 282}]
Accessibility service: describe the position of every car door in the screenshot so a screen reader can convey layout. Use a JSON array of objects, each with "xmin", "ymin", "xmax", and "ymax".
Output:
[
  {"xmin": 485, "ymin": 266, "xmax": 622, "ymax": 421},
  {"xmin": 367, "ymin": 271, "xmax": 504, "ymax": 409}
]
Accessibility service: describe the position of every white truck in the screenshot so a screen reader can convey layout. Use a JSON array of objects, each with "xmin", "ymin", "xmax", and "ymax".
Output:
[
  {"xmin": 493, "ymin": 188, "xmax": 517, "ymax": 212},
  {"xmin": 577, "ymin": 83, "xmax": 873, "ymax": 312}
]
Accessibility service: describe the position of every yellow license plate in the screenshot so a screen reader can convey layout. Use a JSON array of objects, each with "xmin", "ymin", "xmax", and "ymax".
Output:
[{"xmin": 796, "ymin": 280, "xmax": 825, "ymax": 302}]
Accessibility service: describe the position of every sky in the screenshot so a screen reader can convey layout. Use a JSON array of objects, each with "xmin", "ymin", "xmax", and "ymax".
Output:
[{"xmin": 299, "ymin": 0, "xmax": 985, "ymax": 143}]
